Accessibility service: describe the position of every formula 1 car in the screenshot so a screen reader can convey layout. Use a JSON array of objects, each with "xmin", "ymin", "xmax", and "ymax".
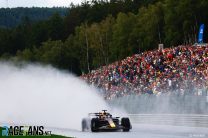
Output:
[{"xmin": 82, "ymin": 110, "xmax": 132, "ymax": 132}]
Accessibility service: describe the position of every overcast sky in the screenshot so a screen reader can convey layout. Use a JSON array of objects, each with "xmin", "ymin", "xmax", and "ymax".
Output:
[{"xmin": 0, "ymin": 0, "xmax": 87, "ymax": 8}]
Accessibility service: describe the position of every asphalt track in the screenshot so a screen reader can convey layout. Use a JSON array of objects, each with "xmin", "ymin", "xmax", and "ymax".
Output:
[{"xmin": 52, "ymin": 124, "xmax": 208, "ymax": 138}]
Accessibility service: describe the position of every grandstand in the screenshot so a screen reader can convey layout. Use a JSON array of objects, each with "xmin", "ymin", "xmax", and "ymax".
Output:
[{"xmin": 81, "ymin": 45, "xmax": 208, "ymax": 100}]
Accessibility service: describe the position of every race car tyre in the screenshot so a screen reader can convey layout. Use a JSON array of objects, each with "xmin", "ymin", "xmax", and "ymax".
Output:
[
  {"xmin": 121, "ymin": 118, "xmax": 131, "ymax": 132},
  {"xmin": 82, "ymin": 118, "xmax": 89, "ymax": 131},
  {"xmin": 91, "ymin": 118, "xmax": 99, "ymax": 132}
]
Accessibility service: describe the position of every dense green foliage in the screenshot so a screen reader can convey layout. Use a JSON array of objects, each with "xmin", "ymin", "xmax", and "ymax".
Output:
[
  {"xmin": 0, "ymin": 7, "xmax": 68, "ymax": 28},
  {"xmin": 0, "ymin": 0, "xmax": 207, "ymax": 75}
]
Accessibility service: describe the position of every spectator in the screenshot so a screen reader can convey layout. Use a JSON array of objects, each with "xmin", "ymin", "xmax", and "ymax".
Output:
[{"xmin": 81, "ymin": 45, "xmax": 208, "ymax": 99}]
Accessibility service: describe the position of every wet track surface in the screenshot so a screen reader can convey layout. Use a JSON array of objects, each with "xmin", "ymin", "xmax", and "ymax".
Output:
[{"xmin": 52, "ymin": 124, "xmax": 208, "ymax": 138}]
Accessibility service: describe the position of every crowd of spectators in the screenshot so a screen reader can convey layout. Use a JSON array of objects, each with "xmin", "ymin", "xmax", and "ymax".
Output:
[{"xmin": 81, "ymin": 45, "xmax": 208, "ymax": 99}]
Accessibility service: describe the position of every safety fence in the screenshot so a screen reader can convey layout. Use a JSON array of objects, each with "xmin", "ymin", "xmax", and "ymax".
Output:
[
  {"xmin": 109, "ymin": 94, "xmax": 208, "ymax": 114},
  {"xmin": 129, "ymin": 114, "xmax": 208, "ymax": 128}
]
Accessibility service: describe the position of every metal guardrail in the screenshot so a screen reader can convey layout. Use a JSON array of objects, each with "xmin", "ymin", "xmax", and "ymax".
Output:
[{"xmin": 129, "ymin": 114, "xmax": 208, "ymax": 127}]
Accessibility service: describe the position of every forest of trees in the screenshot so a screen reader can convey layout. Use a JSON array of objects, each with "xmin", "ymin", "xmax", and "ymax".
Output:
[
  {"xmin": 0, "ymin": 7, "xmax": 68, "ymax": 28},
  {"xmin": 0, "ymin": 0, "xmax": 207, "ymax": 75}
]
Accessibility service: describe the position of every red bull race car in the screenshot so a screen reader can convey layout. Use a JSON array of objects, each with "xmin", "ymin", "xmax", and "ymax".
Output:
[{"xmin": 82, "ymin": 110, "xmax": 132, "ymax": 132}]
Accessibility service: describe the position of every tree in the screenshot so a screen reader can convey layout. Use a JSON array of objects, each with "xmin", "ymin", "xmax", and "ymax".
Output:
[
  {"xmin": 73, "ymin": 23, "xmax": 91, "ymax": 74},
  {"xmin": 47, "ymin": 13, "xmax": 65, "ymax": 40},
  {"xmin": 111, "ymin": 12, "xmax": 136, "ymax": 61},
  {"xmin": 87, "ymin": 15, "xmax": 115, "ymax": 67},
  {"xmin": 131, "ymin": 2, "xmax": 164, "ymax": 51}
]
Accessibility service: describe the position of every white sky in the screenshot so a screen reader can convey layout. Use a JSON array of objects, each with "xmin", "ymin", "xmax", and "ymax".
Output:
[{"xmin": 0, "ymin": 0, "xmax": 88, "ymax": 8}]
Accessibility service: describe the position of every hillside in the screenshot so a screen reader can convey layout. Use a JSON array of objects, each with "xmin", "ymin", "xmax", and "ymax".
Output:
[
  {"xmin": 0, "ymin": 0, "xmax": 207, "ymax": 75},
  {"xmin": 0, "ymin": 7, "xmax": 68, "ymax": 28}
]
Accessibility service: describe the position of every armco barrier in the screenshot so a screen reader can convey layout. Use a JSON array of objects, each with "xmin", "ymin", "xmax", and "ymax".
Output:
[{"xmin": 128, "ymin": 114, "xmax": 208, "ymax": 127}]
